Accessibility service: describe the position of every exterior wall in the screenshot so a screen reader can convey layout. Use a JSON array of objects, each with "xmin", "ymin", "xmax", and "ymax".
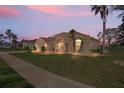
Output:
[
  {"xmin": 47, "ymin": 32, "xmax": 75, "ymax": 53},
  {"xmin": 35, "ymin": 38, "xmax": 46, "ymax": 52},
  {"xmin": 74, "ymin": 33, "xmax": 99, "ymax": 53},
  {"xmin": 47, "ymin": 37, "xmax": 56, "ymax": 52},
  {"xmin": 80, "ymin": 37, "xmax": 99, "ymax": 53}
]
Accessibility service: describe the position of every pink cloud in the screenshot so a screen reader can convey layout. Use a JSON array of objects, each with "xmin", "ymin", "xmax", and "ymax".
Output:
[
  {"xmin": 26, "ymin": 5, "xmax": 93, "ymax": 17},
  {"xmin": 0, "ymin": 6, "xmax": 20, "ymax": 17},
  {"xmin": 27, "ymin": 6, "xmax": 61, "ymax": 14}
]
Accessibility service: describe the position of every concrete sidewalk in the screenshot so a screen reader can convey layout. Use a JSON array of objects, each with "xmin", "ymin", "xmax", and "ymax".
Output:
[{"xmin": 0, "ymin": 52, "xmax": 92, "ymax": 88}]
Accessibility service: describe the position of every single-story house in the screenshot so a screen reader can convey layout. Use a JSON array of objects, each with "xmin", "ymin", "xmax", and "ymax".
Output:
[{"xmin": 35, "ymin": 30, "xmax": 100, "ymax": 54}]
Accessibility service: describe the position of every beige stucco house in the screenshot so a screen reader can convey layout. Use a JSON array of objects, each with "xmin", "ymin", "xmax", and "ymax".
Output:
[{"xmin": 35, "ymin": 31, "xmax": 99, "ymax": 54}]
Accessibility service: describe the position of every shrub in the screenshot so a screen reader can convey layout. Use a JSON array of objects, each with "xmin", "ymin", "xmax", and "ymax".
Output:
[
  {"xmin": 41, "ymin": 46, "xmax": 46, "ymax": 52},
  {"xmin": 27, "ymin": 49, "xmax": 32, "ymax": 53},
  {"xmin": 25, "ymin": 46, "xmax": 32, "ymax": 53},
  {"xmin": 33, "ymin": 46, "xmax": 36, "ymax": 50},
  {"xmin": 91, "ymin": 47, "xmax": 102, "ymax": 53},
  {"xmin": 108, "ymin": 45, "xmax": 124, "ymax": 55}
]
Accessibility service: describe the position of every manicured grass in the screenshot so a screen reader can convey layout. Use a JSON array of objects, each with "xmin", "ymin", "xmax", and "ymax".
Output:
[
  {"xmin": 0, "ymin": 57, "xmax": 34, "ymax": 88},
  {"xmin": 11, "ymin": 52, "xmax": 124, "ymax": 88}
]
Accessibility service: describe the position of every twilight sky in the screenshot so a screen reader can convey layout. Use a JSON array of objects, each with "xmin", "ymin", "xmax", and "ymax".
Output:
[{"xmin": 0, "ymin": 5, "xmax": 122, "ymax": 40}]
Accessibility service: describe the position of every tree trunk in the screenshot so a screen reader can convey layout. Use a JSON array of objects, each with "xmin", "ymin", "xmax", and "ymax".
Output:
[
  {"xmin": 65, "ymin": 43, "xmax": 68, "ymax": 52},
  {"xmin": 78, "ymin": 41, "xmax": 83, "ymax": 53},
  {"xmin": 108, "ymin": 38, "xmax": 111, "ymax": 47},
  {"xmin": 102, "ymin": 14, "xmax": 106, "ymax": 54},
  {"xmin": 72, "ymin": 34, "xmax": 76, "ymax": 53}
]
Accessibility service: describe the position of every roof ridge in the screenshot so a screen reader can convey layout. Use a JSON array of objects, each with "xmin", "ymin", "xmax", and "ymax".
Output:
[{"xmin": 76, "ymin": 31, "xmax": 98, "ymax": 41}]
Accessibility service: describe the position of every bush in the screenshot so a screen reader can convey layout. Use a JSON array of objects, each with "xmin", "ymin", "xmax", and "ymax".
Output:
[
  {"xmin": 108, "ymin": 45, "xmax": 124, "ymax": 55},
  {"xmin": 33, "ymin": 46, "xmax": 36, "ymax": 50},
  {"xmin": 91, "ymin": 47, "xmax": 102, "ymax": 53},
  {"xmin": 27, "ymin": 49, "xmax": 32, "ymax": 53},
  {"xmin": 41, "ymin": 46, "xmax": 46, "ymax": 52},
  {"xmin": 24, "ymin": 46, "xmax": 32, "ymax": 53}
]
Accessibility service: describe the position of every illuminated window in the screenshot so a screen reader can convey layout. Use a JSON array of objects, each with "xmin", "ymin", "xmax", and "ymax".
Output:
[
  {"xmin": 75, "ymin": 39, "xmax": 82, "ymax": 52},
  {"xmin": 35, "ymin": 44, "xmax": 40, "ymax": 52},
  {"xmin": 44, "ymin": 43, "xmax": 47, "ymax": 48}
]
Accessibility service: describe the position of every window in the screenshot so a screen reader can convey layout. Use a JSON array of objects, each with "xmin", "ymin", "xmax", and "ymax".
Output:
[
  {"xmin": 44, "ymin": 43, "xmax": 47, "ymax": 48},
  {"xmin": 75, "ymin": 39, "xmax": 82, "ymax": 52}
]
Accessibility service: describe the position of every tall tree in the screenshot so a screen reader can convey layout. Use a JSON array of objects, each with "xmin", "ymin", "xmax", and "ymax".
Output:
[
  {"xmin": 0, "ymin": 34, "xmax": 4, "ymax": 45},
  {"xmin": 11, "ymin": 33, "xmax": 18, "ymax": 50},
  {"xmin": 0, "ymin": 34, "xmax": 4, "ymax": 38},
  {"xmin": 97, "ymin": 28, "xmax": 119, "ymax": 47},
  {"xmin": 112, "ymin": 5, "xmax": 124, "ymax": 17},
  {"xmin": 105, "ymin": 5, "xmax": 124, "ymax": 45},
  {"xmin": 117, "ymin": 16, "xmax": 124, "ymax": 45},
  {"xmin": 68, "ymin": 29, "xmax": 77, "ymax": 53},
  {"xmin": 5, "ymin": 29, "xmax": 12, "ymax": 44},
  {"xmin": 97, "ymin": 32, "xmax": 103, "ymax": 44},
  {"xmin": 91, "ymin": 5, "xmax": 109, "ymax": 54},
  {"xmin": 105, "ymin": 28, "xmax": 119, "ymax": 46}
]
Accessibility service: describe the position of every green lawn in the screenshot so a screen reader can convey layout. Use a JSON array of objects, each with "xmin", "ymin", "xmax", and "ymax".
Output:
[
  {"xmin": 11, "ymin": 50, "xmax": 124, "ymax": 88},
  {"xmin": 0, "ymin": 57, "xmax": 34, "ymax": 88}
]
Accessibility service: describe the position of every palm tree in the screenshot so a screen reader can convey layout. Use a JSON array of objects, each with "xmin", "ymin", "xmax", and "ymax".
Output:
[
  {"xmin": 91, "ymin": 5, "xmax": 109, "ymax": 54},
  {"xmin": 5, "ymin": 29, "xmax": 12, "ymax": 44},
  {"xmin": 11, "ymin": 33, "xmax": 18, "ymax": 50},
  {"xmin": 68, "ymin": 29, "xmax": 77, "ymax": 53},
  {"xmin": 97, "ymin": 32, "xmax": 103, "ymax": 45},
  {"xmin": 112, "ymin": 5, "xmax": 124, "ymax": 17}
]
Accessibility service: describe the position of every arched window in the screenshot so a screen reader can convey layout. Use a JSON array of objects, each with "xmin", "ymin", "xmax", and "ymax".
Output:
[{"xmin": 75, "ymin": 39, "xmax": 82, "ymax": 52}]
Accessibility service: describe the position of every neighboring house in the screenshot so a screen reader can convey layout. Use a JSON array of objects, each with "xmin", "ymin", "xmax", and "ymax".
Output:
[
  {"xmin": 16, "ymin": 41, "xmax": 23, "ymax": 49},
  {"xmin": 0, "ymin": 42, "xmax": 12, "ymax": 49},
  {"xmin": 35, "ymin": 31, "xmax": 100, "ymax": 54},
  {"xmin": 22, "ymin": 39, "xmax": 37, "ymax": 50}
]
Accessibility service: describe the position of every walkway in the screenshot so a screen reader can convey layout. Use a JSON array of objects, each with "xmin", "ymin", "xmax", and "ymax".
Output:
[{"xmin": 0, "ymin": 52, "xmax": 92, "ymax": 88}]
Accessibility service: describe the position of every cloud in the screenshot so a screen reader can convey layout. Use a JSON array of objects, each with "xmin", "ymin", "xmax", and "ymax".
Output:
[
  {"xmin": 27, "ymin": 6, "xmax": 61, "ymax": 14},
  {"xmin": 0, "ymin": 6, "xmax": 20, "ymax": 17},
  {"xmin": 26, "ymin": 5, "xmax": 93, "ymax": 17}
]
